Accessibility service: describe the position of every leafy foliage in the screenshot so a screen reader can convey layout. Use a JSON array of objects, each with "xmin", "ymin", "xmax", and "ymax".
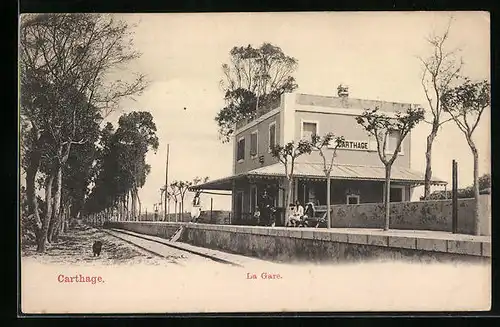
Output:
[
  {"xmin": 83, "ymin": 112, "xmax": 158, "ymax": 216},
  {"xmin": 270, "ymin": 140, "xmax": 313, "ymax": 224},
  {"xmin": 215, "ymin": 43, "xmax": 298, "ymax": 142},
  {"xmin": 479, "ymin": 173, "xmax": 491, "ymax": 191},
  {"xmin": 441, "ymin": 78, "xmax": 490, "ymax": 137},
  {"xmin": 421, "ymin": 172, "xmax": 491, "ymax": 201},
  {"xmin": 356, "ymin": 107, "xmax": 425, "ymax": 166},
  {"xmin": 310, "ymin": 133, "xmax": 345, "ymax": 175},
  {"xmin": 356, "ymin": 106, "xmax": 425, "ymax": 230},
  {"xmin": 19, "ymin": 13, "xmax": 148, "ymax": 251}
]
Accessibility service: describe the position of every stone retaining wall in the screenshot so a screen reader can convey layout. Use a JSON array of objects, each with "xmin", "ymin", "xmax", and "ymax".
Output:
[{"xmin": 104, "ymin": 222, "xmax": 490, "ymax": 264}]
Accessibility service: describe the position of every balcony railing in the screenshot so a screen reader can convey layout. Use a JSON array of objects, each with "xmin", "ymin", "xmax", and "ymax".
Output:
[{"xmin": 235, "ymin": 97, "xmax": 281, "ymax": 130}]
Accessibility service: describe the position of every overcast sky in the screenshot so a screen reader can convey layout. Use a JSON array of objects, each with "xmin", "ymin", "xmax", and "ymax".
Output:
[{"xmin": 105, "ymin": 11, "xmax": 490, "ymax": 212}]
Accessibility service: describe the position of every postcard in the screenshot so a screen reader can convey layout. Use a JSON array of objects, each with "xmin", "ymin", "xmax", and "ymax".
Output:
[{"xmin": 19, "ymin": 11, "xmax": 491, "ymax": 314}]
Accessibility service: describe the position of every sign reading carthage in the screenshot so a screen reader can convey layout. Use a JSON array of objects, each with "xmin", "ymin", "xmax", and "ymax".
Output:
[
  {"xmin": 58, "ymin": 274, "xmax": 104, "ymax": 284},
  {"xmin": 336, "ymin": 140, "xmax": 369, "ymax": 150}
]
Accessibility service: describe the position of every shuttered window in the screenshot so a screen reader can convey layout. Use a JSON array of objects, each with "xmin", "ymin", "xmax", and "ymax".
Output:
[
  {"xmin": 237, "ymin": 137, "xmax": 245, "ymax": 161},
  {"xmin": 268, "ymin": 122, "xmax": 276, "ymax": 152},
  {"xmin": 250, "ymin": 131, "xmax": 258, "ymax": 157}
]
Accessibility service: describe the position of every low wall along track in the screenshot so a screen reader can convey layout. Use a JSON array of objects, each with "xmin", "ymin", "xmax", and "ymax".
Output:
[{"xmin": 104, "ymin": 221, "xmax": 491, "ymax": 264}]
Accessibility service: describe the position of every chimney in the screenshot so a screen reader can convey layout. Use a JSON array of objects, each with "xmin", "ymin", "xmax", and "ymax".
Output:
[
  {"xmin": 337, "ymin": 84, "xmax": 349, "ymax": 97},
  {"xmin": 337, "ymin": 84, "xmax": 349, "ymax": 107}
]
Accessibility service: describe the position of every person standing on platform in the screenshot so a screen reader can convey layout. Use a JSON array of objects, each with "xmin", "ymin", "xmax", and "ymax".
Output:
[{"xmin": 190, "ymin": 191, "xmax": 202, "ymax": 222}]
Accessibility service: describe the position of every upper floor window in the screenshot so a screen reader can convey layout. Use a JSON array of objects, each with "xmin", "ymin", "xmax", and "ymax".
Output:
[
  {"xmin": 302, "ymin": 121, "xmax": 318, "ymax": 140},
  {"xmin": 268, "ymin": 122, "xmax": 276, "ymax": 152},
  {"xmin": 237, "ymin": 137, "xmax": 245, "ymax": 162},
  {"xmin": 386, "ymin": 130, "xmax": 403, "ymax": 155},
  {"xmin": 250, "ymin": 130, "xmax": 258, "ymax": 158}
]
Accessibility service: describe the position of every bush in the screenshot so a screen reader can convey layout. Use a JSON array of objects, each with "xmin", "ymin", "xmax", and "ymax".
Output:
[
  {"xmin": 20, "ymin": 189, "xmax": 43, "ymax": 247},
  {"xmin": 479, "ymin": 173, "xmax": 491, "ymax": 191},
  {"xmin": 421, "ymin": 187, "xmax": 474, "ymax": 200},
  {"xmin": 420, "ymin": 173, "xmax": 490, "ymax": 200}
]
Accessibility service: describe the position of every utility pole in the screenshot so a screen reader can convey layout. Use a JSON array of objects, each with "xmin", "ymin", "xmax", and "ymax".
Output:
[
  {"xmin": 210, "ymin": 197, "xmax": 213, "ymax": 223},
  {"xmin": 164, "ymin": 144, "xmax": 170, "ymax": 221},
  {"xmin": 452, "ymin": 160, "xmax": 458, "ymax": 234}
]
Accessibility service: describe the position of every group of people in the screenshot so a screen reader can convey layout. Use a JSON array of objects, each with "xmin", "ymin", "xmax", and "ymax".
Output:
[
  {"xmin": 253, "ymin": 188, "xmax": 318, "ymax": 227},
  {"xmin": 287, "ymin": 200, "xmax": 316, "ymax": 227},
  {"xmin": 191, "ymin": 187, "xmax": 319, "ymax": 227}
]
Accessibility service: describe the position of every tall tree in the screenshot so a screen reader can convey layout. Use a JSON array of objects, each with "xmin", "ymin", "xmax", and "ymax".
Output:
[
  {"xmin": 83, "ymin": 112, "xmax": 158, "ymax": 223},
  {"xmin": 114, "ymin": 112, "xmax": 159, "ymax": 220},
  {"xmin": 441, "ymin": 78, "xmax": 490, "ymax": 235},
  {"xmin": 310, "ymin": 133, "xmax": 345, "ymax": 229},
  {"xmin": 176, "ymin": 181, "xmax": 192, "ymax": 221},
  {"xmin": 356, "ymin": 107, "xmax": 425, "ymax": 230},
  {"xmin": 270, "ymin": 140, "xmax": 313, "ymax": 226},
  {"xmin": 215, "ymin": 43, "xmax": 298, "ymax": 142},
  {"xmin": 20, "ymin": 13, "xmax": 148, "ymax": 252},
  {"xmin": 418, "ymin": 17, "xmax": 463, "ymax": 199},
  {"xmin": 169, "ymin": 182, "xmax": 182, "ymax": 222}
]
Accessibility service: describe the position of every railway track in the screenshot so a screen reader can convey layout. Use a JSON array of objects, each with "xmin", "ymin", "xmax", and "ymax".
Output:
[{"xmin": 103, "ymin": 228, "xmax": 240, "ymax": 266}]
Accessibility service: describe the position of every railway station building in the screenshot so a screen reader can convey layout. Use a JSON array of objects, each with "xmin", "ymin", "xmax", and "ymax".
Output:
[{"xmin": 191, "ymin": 87, "xmax": 447, "ymax": 225}]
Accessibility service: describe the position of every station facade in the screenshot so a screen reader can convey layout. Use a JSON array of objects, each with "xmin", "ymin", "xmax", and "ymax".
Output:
[{"xmin": 192, "ymin": 88, "xmax": 447, "ymax": 225}]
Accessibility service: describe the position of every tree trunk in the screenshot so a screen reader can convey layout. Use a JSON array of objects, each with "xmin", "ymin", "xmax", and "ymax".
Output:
[
  {"xmin": 126, "ymin": 193, "xmax": 130, "ymax": 221},
  {"xmin": 384, "ymin": 164, "xmax": 392, "ymax": 231},
  {"xmin": 131, "ymin": 189, "xmax": 136, "ymax": 220},
  {"xmin": 117, "ymin": 199, "xmax": 120, "ymax": 221},
  {"xmin": 167, "ymin": 197, "xmax": 170, "ymax": 219},
  {"xmin": 137, "ymin": 189, "xmax": 141, "ymax": 221},
  {"xmin": 122, "ymin": 195, "xmax": 125, "ymax": 221},
  {"xmin": 175, "ymin": 201, "xmax": 178, "ymax": 222},
  {"xmin": 326, "ymin": 174, "xmax": 331, "ymax": 229},
  {"xmin": 469, "ymin": 138, "xmax": 480, "ymax": 236},
  {"xmin": 24, "ymin": 127, "xmax": 42, "ymax": 231},
  {"xmin": 55, "ymin": 202, "xmax": 65, "ymax": 239},
  {"xmin": 423, "ymin": 127, "xmax": 438, "ymax": 199},
  {"xmin": 36, "ymin": 173, "xmax": 55, "ymax": 252},
  {"xmin": 61, "ymin": 202, "xmax": 69, "ymax": 234},
  {"xmin": 25, "ymin": 159, "xmax": 42, "ymax": 230},
  {"xmin": 48, "ymin": 165, "xmax": 63, "ymax": 242},
  {"xmin": 181, "ymin": 196, "xmax": 185, "ymax": 222},
  {"xmin": 284, "ymin": 177, "xmax": 293, "ymax": 226},
  {"xmin": 119, "ymin": 197, "xmax": 123, "ymax": 221}
]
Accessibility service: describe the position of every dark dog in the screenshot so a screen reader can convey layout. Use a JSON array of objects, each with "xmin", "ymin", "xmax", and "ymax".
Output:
[{"xmin": 92, "ymin": 241, "xmax": 103, "ymax": 257}]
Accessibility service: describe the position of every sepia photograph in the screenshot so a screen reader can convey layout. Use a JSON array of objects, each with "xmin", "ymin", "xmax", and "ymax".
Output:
[{"xmin": 18, "ymin": 11, "xmax": 491, "ymax": 314}]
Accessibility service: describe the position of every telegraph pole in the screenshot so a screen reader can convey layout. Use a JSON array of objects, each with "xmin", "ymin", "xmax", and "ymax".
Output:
[
  {"xmin": 452, "ymin": 160, "xmax": 458, "ymax": 234},
  {"xmin": 164, "ymin": 144, "xmax": 170, "ymax": 221}
]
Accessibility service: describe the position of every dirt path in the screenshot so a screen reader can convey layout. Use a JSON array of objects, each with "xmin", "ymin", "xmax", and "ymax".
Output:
[{"xmin": 21, "ymin": 224, "xmax": 184, "ymax": 266}]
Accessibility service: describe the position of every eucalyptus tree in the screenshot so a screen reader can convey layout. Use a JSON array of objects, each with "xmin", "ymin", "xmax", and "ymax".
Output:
[
  {"xmin": 216, "ymin": 43, "xmax": 298, "ymax": 142},
  {"xmin": 20, "ymin": 13, "xmax": 147, "ymax": 252}
]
